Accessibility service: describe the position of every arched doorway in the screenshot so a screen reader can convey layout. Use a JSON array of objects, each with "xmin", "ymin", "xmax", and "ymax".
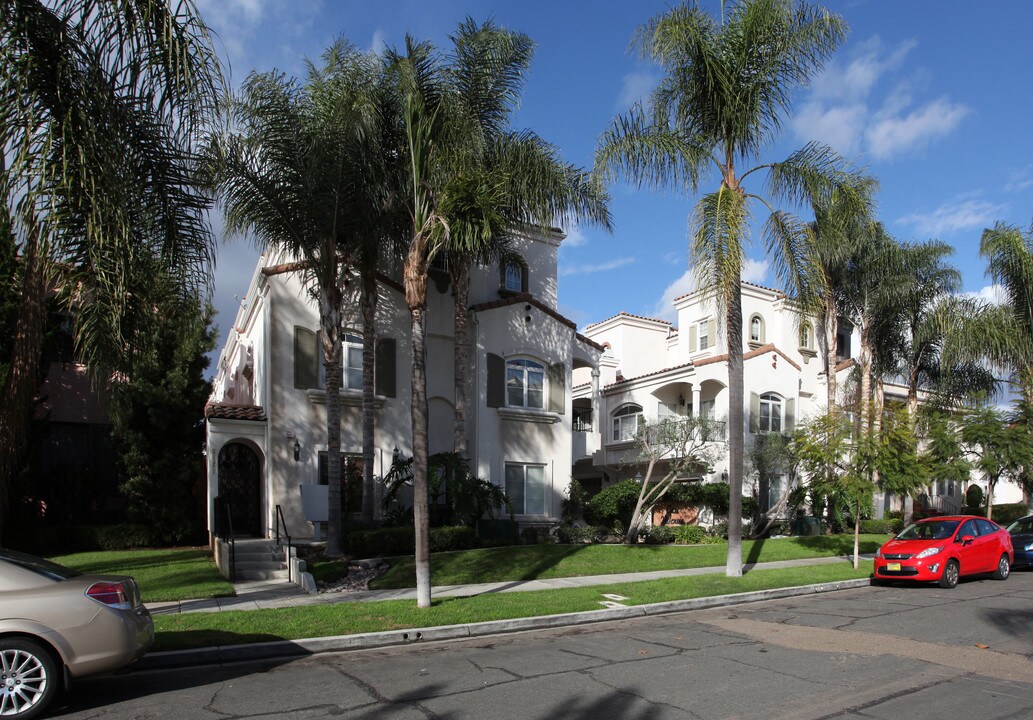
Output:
[{"xmin": 217, "ymin": 442, "xmax": 261, "ymax": 537}]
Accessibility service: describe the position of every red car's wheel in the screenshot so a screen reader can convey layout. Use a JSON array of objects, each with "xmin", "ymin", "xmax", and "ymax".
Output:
[
  {"xmin": 992, "ymin": 554, "xmax": 1010, "ymax": 580},
  {"xmin": 938, "ymin": 559, "xmax": 959, "ymax": 589}
]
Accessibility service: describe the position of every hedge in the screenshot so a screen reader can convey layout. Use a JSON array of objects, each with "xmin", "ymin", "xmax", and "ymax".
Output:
[{"xmin": 346, "ymin": 525, "xmax": 479, "ymax": 557}]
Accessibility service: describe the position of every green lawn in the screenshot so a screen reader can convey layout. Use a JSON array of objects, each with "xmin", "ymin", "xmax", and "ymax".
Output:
[
  {"xmin": 366, "ymin": 535, "xmax": 886, "ymax": 589},
  {"xmin": 50, "ymin": 548, "xmax": 234, "ymax": 603},
  {"xmin": 153, "ymin": 561, "xmax": 873, "ymax": 651}
]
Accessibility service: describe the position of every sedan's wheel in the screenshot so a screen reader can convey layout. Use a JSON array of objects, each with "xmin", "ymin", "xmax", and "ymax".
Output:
[
  {"xmin": 0, "ymin": 639, "xmax": 58, "ymax": 719},
  {"xmin": 939, "ymin": 559, "xmax": 960, "ymax": 589},
  {"xmin": 993, "ymin": 554, "xmax": 1011, "ymax": 581}
]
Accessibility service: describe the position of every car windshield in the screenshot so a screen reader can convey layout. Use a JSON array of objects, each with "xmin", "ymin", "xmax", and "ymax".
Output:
[
  {"xmin": 0, "ymin": 548, "xmax": 80, "ymax": 581},
  {"xmin": 1008, "ymin": 518, "xmax": 1033, "ymax": 535},
  {"xmin": 896, "ymin": 520, "xmax": 959, "ymax": 541}
]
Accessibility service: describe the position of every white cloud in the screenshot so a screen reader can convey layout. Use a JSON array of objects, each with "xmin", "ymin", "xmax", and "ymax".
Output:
[
  {"xmin": 865, "ymin": 97, "xmax": 968, "ymax": 161},
  {"xmin": 561, "ymin": 225, "xmax": 589, "ymax": 248},
  {"xmin": 559, "ymin": 257, "xmax": 635, "ymax": 276},
  {"xmin": 1005, "ymin": 167, "xmax": 1033, "ymax": 194},
  {"xmin": 650, "ymin": 269, "xmax": 697, "ymax": 322},
  {"xmin": 897, "ymin": 199, "xmax": 1006, "ymax": 237},
  {"xmin": 963, "ymin": 284, "xmax": 1007, "ymax": 305},
  {"xmin": 741, "ymin": 258, "xmax": 769, "ymax": 284},
  {"xmin": 616, "ymin": 71, "xmax": 657, "ymax": 110},
  {"xmin": 793, "ymin": 36, "xmax": 966, "ymax": 161},
  {"xmin": 370, "ymin": 29, "xmax": 387, "ymax": 56}
]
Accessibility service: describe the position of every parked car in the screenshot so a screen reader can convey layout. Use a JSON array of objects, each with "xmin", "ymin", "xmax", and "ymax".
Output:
[
  {"xmin": 1006, "ymin": 515, "xmax": 1033, "ymax": 568},
  {"xmin": 0, "ymin": 549, "xmax": 154, "ymax": 719},
  {"xmin": 873, "ymin": 515, "xmax": 1013, "ymax": 589}
]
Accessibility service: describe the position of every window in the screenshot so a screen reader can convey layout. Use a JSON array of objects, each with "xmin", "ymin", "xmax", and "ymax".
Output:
[
  {"xmin": 764, "ymin": 475, "xmax": 785, "ymax": 513},
  {"xmin": 698, "ymin": 321, "xmax": 711, "ymax": 350},
  {"xmin": 800, "ymin": 323, "xmax": 812, "ymax": 349},
  {"xmin": 700, "ymin": 399, "xmax": 716, "ymax": 419},
  {"xmin": 612, "ymin": 404, "xmax": 643, "ymax": 442},
  {"xmin": 504, "ymin": 263, "xmax": 523, "ymax": 292},
  {"xmin": 315, "ymin": 333, "xmax": 363, "ymax": 390},
  {"xmin": 505, "ymin": 463, "xmax": 545, "ymax": 515},
  {"xmin": 759, "ymin": 393, "xmax": 782, "ymax": 433},
  {"xmin": 749, "ymin": 315, "xmax": 763, "ymax": 343},
  {"xmin": 506, "ymin": 358, "xmax": 545, "ymax": 408},
  {"xmin": 658, "ymin": 401, "xmax": 682, "ymax": 421}
]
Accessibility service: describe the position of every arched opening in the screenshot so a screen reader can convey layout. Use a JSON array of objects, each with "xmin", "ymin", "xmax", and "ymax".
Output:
[{"xmin": 217, "ymin": 442, "xmax": 262, "ymax": 537}]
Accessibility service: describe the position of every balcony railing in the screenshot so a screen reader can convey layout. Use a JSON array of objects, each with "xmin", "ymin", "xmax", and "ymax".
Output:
[
  {"xmin": 573, "ymin": 407, "xmax": 593, "ymax": 432},
  {"xmin": 643, "ymin": 417, "xmax": 726, "ymax": 445}
]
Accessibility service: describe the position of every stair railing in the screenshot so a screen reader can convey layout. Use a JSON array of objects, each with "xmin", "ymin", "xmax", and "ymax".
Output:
[{"xmin": 275, "ymin": 504, "xmax": 293, "ymax": 583}]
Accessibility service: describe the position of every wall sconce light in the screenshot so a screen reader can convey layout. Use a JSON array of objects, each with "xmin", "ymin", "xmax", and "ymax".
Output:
[
  {"xmin": 293, "ymin": 440, "xmax": 301, "ymax": 461},
  {"xmin": 678, "ymin": 393, "xmax": 685, "ymax": 406},
  {"xmin": 634, "ymin": 471, "xmax": 644, "ymax": 483},
  {"xmin": 721, "ymin": 469, "xmax": 729, "ymax": 482}
]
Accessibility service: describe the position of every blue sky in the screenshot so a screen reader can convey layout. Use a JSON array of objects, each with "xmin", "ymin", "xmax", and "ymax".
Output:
[{"xmin": 199, "ymin": 0, "xmax": 1033, "ymax": 343}]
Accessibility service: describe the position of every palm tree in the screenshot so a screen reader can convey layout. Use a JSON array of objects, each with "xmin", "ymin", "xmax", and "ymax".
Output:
[
  {"xmin": 0, "ymin": 0, "xmax": 220, "ymax": 536},
  {"xmin": 441, "ymin": 20, "xmax": 611, "ymax": 456},
  {"xmin": 595, "ymin": 0, "xmax": 869, "ymax": 576},
  {"xmin": 391, "ymin": 20, "xmax": 611, "ymax": 607},
  {"xmin": 207, "ymin": 42, "xmax": 395, "ymax": 555},
  {"xmin": 977, "ymin": 221, "xmax": 1033, "ymax": 403}
]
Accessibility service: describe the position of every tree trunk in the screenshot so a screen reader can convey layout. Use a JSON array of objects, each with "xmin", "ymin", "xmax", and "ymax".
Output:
[
  {"xmin": 360, "ymin": 270, "xmax": 378, "ymax": 525},
  {"xmin": 450, "ymin": 257, "xmax": 471, "ymax": 457},
  {"xmin": 321, "ymin": 307, "xmax": 344, "ymax": 556},
  {"xmin": 852, "ymin": 505, "xmax": 860, "ymax": 570},
  {"xmin": 903, "ymin": 382, "xmax": 919, "ymax": 525},
  {"xmin": 824, "ymin": 299, "xmax": 838, "ymax": 416},
  {"xmin": 0, "ymin": 236, "xmax": 46, "ymax": 540},
  {"xmin": 410, "ymin": 304, "xmax": 431, "ymax": 607},
  {"xmin": 858, "ymin": 327, "xmax": 873, "ymax": 437},
  {"xmin": 726, "ymin": 283, "xmax": 744, "ymax": 577},
  {"xmin": 405, "ymin": 243, "xmax": 432, "ymax": 608}
]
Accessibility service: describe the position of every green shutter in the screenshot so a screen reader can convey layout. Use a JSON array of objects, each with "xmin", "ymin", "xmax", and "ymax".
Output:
[
  {"xmin": 707, "ymin": 319, "xmax": 717, "ymax": 347},
  {"xmin": 689, "ymin": 325, "xmax": 698, "ymax": 353},
  {"xmin": 294, "ymin": 327, "xmax": 318, "ymax": 389},
  {"xmin": 784, "ymin": 398, "xmax": 796, "ymax": 432},
  {"xmin": 548, "ymin": 363, "xmax": 565, "ymax": 414},
  {"xmin": 487, "ymin": 353, "xmax": 505, "ymax": 408},
  {"xmin": 521, "ymin": 266, "xmax": 529, "ymax": 293},
  {"xmin": 749, "ymin": 392, "xmax": 760, "ymax": 433},
  {"xmin": 375, "ymin": 338, "xmax": 396, "ymax": 398}
]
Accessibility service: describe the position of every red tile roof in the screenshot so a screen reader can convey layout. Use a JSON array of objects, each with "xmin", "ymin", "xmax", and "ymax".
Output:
[
  {"xmin": 205, "ymin": 403, "xmax": 267, "ymax": 422},
  {"xmin": 585, "ymin": 311, "xmax": 672, "ymax": 329}
]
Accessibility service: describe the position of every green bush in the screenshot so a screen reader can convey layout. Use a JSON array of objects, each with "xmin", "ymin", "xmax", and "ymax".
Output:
[
  {"xmin": 520, "ymin": 526, "xmax": 555, "ymax": 545},
  {"xmin": 965, "ymin": 484, "xmax": 984, "ymax": 508},
  {"xmin": 673, "ymin": 524, "xmax": 708, "ymax": 544},
  {"xmin": 346, "ymin": 526, "xmax": 479, "ymax": 558},
  {"xmin": 556, "ymin": 525, "xmax": 611, "ymax": 544},
  {"xmin": 990, "ymin": 503, "xmax": 1029, "ymax": 526},
  {"xmin": 642, "ymin": 525, "xmax": 675, "ymax": 544},
  {"xmin": 860, "ymin": 518, "xmax": 903, "ymax": 534},
  {"xmin": 585, "ymin": 480, "xmax": 640, "ymax": 532},
  {"xmin": 9, "ymin": 523, "xmax": 201, "ymax": 554}
]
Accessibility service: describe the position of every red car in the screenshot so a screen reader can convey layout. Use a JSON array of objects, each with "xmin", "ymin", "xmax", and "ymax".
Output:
[{"xmin": 873, "ymin": 515, "xmax": 1013, "ymax": 588}]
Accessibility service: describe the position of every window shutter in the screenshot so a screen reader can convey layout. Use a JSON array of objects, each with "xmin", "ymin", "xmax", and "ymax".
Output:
[
  {"xmin": 707, "ymin": 319, "xmax": 717, "ymax": 346},
  {"xmin": 294, "ymin": 327, "xmax": 318, "ymax": 389},
  {"xmin": 548, "ymin": 363, "xmax": 565, "ymax": 414},
  {"xmin": 784, "ymin": 398, "xmax": 796, "ymax": 432},
  {"xmin": 520, "ymin": 266, "xmax": 529, "ymax": 293},
  {"xmin": 375, "ymin": 338, "xmax": 396, "ymax": 398},
  {"xmin": 749, "ymin": 392, "xmax": 760, "ymax": 433},
  {"xmin": 689, "ymin": 325, "xmax": 698, "ymax": 353},
  {"xmin": 487, "ymin": 353, "xmax": 505, "ymax": 408}
]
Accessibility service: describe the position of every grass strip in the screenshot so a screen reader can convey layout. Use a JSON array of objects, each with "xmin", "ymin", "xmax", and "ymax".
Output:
[
  {"xmin": 152, "ymin": 561, "xmax": 873, "ymax": 651},
  {"xmin": 51, "ymin": 548, "xmax": 234, "ymax": 603},
  {"xmin": 366, "ymin": 535, "xmax": 886, "ymax": 589}
]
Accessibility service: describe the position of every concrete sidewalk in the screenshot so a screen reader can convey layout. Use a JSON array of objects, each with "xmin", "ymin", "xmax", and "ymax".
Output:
[{"xmin": 146, "ymin": 554, "xmax": 873, "ymax": 615}]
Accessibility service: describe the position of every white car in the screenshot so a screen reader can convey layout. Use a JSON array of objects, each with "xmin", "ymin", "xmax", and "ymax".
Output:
[{"xmin": 0, "ymin": 549, "xmax": 154, "ymax": 718}]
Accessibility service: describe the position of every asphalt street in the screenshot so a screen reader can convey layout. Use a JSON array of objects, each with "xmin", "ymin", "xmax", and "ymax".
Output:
[{"xmin": 52, "ymin": 570, "xmax": 1033, "ymax": 719}]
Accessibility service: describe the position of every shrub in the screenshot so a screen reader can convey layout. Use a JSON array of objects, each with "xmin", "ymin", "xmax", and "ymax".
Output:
[
  {"xmin": 642, "ymin": 525, "xmax": 675, "ymax": 544},
  {"xmin": 965, "ymin": 484, "xmax": 984, "ymax": 509},
  {"xmin": 556, "ymin": 525, "xmax": 611, "ymax": 544},
  {"xmin": 585, "ymin": 480, "xmax": 641, "ymax": 532},
  {"xmin": 346, "ymin": 526, "xmax": 479, "ymax": 558},
  {"xmin": 860, "ymin": 518, "xmax": 902, "ymax": 534},
  {"xmin": 520, "ymin": 526, "xmax": 555, "ymax": 545},
  {"xmin": 673, "ymin": 524, "xmax": 708, "ymax": 544},
  {"xmin": 990, "ymin": 503, "xmax": 1029, "ymax": 526},
  {"xmin": 562, "ymin": 479, "xmax": 590, "ymax": 524}
]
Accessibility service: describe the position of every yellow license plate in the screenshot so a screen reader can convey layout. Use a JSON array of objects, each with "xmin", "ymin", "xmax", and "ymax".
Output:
[{"xmin": 886, "ymin": 562, "xmax": 901, "ymax": 571}]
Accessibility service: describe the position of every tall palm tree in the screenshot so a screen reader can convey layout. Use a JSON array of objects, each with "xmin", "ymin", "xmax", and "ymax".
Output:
[
  {"xmin": 0, "ymin": 0, "xmax": 220, "ymax": 536},
  {"xmin": 441, "ymin": 20, "xmax": 611, "ymax": 457},
  {"xmin": 207, "ymin": 42, "xmax": 394, "ymax": 555},
  {"xmin": 595, "ymin": 0, "xmax": 868, "ymax": 576},
  {"xmin": 977, "ymin": 221, "xmax": 1033, "ymax": 403}
]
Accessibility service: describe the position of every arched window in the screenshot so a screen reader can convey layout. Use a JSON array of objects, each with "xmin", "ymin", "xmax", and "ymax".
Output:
[
  {"xmin": 799, "ymin": 323, "xmax": 812, "ymax": 349},
  {"xmin": 749, "ymin": 315, "xmax": 764, "ymax": 343},
  {"xmin": 759, "ymin": 392, "xmax": 782, "ymax": 433},
  {"xmin": 612, "ymin": 403, "xmax": 643, "ymax": 442},
  {"xmin": 506, "ymin": 358, "xmax": 545, "ymax": 408}
]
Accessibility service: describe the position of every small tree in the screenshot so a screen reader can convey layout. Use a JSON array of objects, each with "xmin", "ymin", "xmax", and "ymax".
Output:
[
  {"xmin": 747, "ymin": 432, "xmax": 801, "ymax": 538},
  {"xmin": 961, "ymin": 405, "xmax": 1033, "ymax": 521},
  {"xmin": 620, "ymin": 415, "xmax": 718, "ymax": 544}
]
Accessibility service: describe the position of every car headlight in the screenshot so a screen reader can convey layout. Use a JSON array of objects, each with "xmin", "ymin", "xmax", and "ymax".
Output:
[
  {"xmin": 915, "ymin": 546, "xmax": 942, "ymax": 559},
  {"xmin": 1024, "ymin": 542, "xmax": 1033, "ymax": 552},
  {"xmin": 875, "ymin": 548, "xmax": 883, "ymax": 558}
]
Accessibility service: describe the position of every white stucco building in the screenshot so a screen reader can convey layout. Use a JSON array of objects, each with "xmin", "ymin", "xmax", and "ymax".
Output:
[{"xmin": 205, "ymin": 229, "xmax": 603, "ymax": 540}]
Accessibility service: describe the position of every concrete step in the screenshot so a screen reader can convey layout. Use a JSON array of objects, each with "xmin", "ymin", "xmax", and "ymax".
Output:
[
  {"xmin": 235, "ymin": 568, "xmax": 290, "ymax": 581},
  {"xmin": 234, "ymin": 559, "xmax": 288, "ymax": 572}
]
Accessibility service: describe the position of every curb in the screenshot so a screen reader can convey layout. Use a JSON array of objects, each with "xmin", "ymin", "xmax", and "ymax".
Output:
[{"xmin": 137, "ymin": 577, "xmax": 871, "ymax": 670}]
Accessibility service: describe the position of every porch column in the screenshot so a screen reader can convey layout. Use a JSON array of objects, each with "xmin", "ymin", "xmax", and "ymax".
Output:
[
  {"xmin": 692, "ymin": 385, "xmax": 702, "ymax": 417},
  {"xmin": 591, "ymin": 368, "xmax": 601, "ymax": 430}
]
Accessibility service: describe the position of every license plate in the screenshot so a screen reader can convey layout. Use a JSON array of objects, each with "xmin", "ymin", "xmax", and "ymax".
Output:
[{"xmin": 886, "ymin": 562, "xmax": 901, "ymax": 571}]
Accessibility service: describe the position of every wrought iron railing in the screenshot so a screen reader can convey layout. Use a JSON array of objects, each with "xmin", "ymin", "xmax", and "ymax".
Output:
[
  {"xmin": 643, "ymin": 417, "xmax": 727, "ymax": 446},
  {"xmin": 573, "ymin": 406, "xmax": 593, "ymax": 432},
  {"xmin": 275, "ymin": 504, "xmax": 293, "ymax": 583}
]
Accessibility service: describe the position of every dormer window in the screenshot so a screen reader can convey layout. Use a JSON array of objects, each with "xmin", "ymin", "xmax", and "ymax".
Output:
[
  {"xmin": 799, "ymin": 323, "xmax": 812, "ymax": 349},
  {"xmin": 501, "ymin": 261, "xmax": 528, "ymax": 294}
]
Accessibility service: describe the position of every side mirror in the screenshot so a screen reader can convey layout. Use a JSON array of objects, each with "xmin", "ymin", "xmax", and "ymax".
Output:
[{"xmin": 958, "ymin": 535, "xmax": 974, "ymax": 546}]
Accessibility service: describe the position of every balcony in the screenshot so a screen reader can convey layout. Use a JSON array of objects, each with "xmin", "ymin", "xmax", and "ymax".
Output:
[{"xmin": 643, "ymin": 417, "xmax": 726, "ymax": 446}]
